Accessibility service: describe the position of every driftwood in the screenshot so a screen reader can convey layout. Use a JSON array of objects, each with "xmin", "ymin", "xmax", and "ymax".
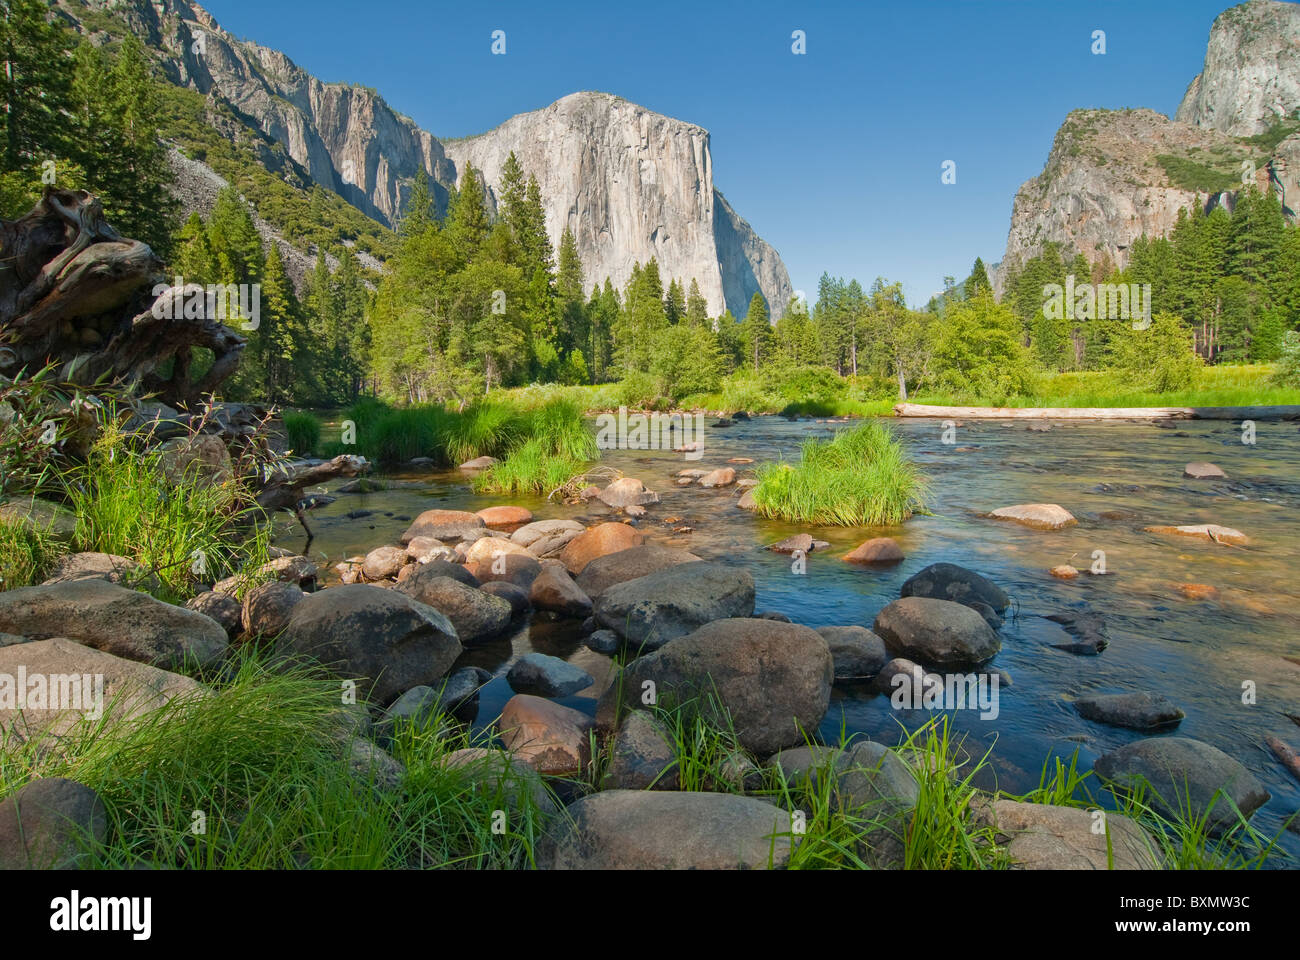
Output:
[
  {"xmin": 1266, "ymin": 736, "xmax": 1300, "ymax": 785},
  {"xmin": 0, "ymin": 188, "xmax": 245, "ymax": 408},
  {"xmin": 893, "ymin": 402, "xmax": 1300, "ymax": 420},
  {"xmin": 254, "ymin": 454, "xmax": 368, "ymax": 542}
]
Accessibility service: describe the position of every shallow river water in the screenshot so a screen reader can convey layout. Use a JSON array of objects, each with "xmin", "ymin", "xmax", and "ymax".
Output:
[{"xmin": 276, "ymin": 414, "xmax": 1300, "ymax": 857}]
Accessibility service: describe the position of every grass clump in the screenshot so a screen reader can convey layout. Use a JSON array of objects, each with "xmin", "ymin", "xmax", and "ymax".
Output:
[
  {"xmin": 751, "ymin": 421, "xmax": 928, "ymax": 526},
  {"xmin": 0, "ymin": 517, "xmax": 62, "ymax": 591},
  {"xmin": 281, "ymin": 410, "xmax": 321, "ymax": 456},
  {"xmin": 472, "ymin": 398, "xmax": 597, "ymax": 496}
]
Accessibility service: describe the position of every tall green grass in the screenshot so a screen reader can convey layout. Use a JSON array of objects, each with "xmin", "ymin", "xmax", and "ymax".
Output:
[
  {"xmin": 0, "ymin": 517, "xmax": 62, "ymax": 591},
  {"xmin": 281, "ymin": 410, "xmax": 321, "ymax": 456},
  {"xmin": 752, "ymin": 421, "xmax": 928, "ymax": 526},
  {"xmin": 472, "ymin": 398, "xmax": 597, "ymax": 496}
]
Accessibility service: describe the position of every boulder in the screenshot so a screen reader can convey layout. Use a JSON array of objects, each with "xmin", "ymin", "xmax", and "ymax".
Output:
[
  {"xmin": 480, "ymin": 580, "xmax": 531, "ymax": 617},
  {"xmin": 584, "ymin": 629, "xmax": 621, "ymax": 654},
  {"xmin": 699, "ymin": 467, "xmax": 736, "ymax": 488},
  {"xmin": 439, "ymin": 748, "xmax": 556, "ymax": 816},
  {"xmin": 900, "ymin": 562, "xmax": 1009, "ymax": 615},
  {"xmin": 593, "ymin": 562, "xmax": 756, "ymax": 651},
  {"xmin": 241, "ymin": 581, "xmax": 305, "ymax": 637},
  {"xmin": 507, "ymin": 653, "xmax": 594, "ymax": 697},
  {"xmin": 558, "ymin": 522, "xmax": 645, "ymax": 575},
  {"xmin": 464, "ymin": 536, "xmax": 534, "ymax": 566},
  {"xmin": 0, "ymin": 496, "xmax": 76, "ymax": 543},
  {"xmin": 815, "ymin": 626, "xmax": 889, "ymax": 680},
  {"xmin": 376, "ymin": 666, "xmax": 488, "ymax": 737},
  {"xmin": 214, "ymin": 555, "xmax": 317, "ymax": 594},
  {"xmin": 598, "ymin": 478, "xmax": 660, "ymax": 508},
  {"xmin": 602, "ymin": 710, "xmax": 679, "ymax": 790},
  {"xmin": 0, "ymin": 778, "xmax": 108, "ymax": 869},
  {"xmin": 540, "ymin": 790, "xmax": 793, "ymax": 870},
  {"xmin": 400, "ymin": 558, "xmax": 478, "ymax": 589},
  {"xmin": 394, "ymin": 575, "xmax": 512, "ymax": 643},
  {"xmin": 1143, "ymin": 524, "xmax": 1248, "ymax": 546},
  {"xmin": 873, "ymin": 597, "xmax": 1001, "ymax": 668},
  {"xmin": 274, "ymin": 584, "xmax": 462, "ymax": 705},
  {"xmin": 0, "ymin": 580, "xmax": 228, "ymax": 669},
  {"xmin": 476, "ymin": 505, "xmax": 533, "ymax": 529},
  {"xmin": 736, "ymin": 490, "xmax": 757, "ymax": 510},
  {"xmin": 510, "ymin": 518, "xmax": 585, "ymax": 548},
  {"xmin": 975, "ymin": 799, "xmax": 1158, "ymax": 870},
  {"xmin": 466, "ymin": 553, "xmax": 542, "ymax": 589},
  {"xmin": 529, "ymin": 566, "xmax": 593, "ymax": 618},
  {"xmin": 1184, "ymin": 462, "xmax": 1226, "ymax": 479},
  {"xmin": 459, "ymin": 456, "xmax": 499, "ymax": 471},
  {"xmin": 346, "ymin": 738, "xmax": 405, "ymax": 792},
  {"xmin": 0, "ymin": 638, "xmax": 204, "ymax": 745},
  {"xmin": 575, "ymin": 544, "xmax": 702, "ymax": 600},
  {"xmin": 498, "ymin": 694, "xmax": 593, "ymax": 776},
  {"xmin": 769, "ymin": 533, "xmax": 813, "ymax": 554},
  {"xmin": 41, "ymin": 552, "xmax": 150, "ymax": 588},
  {"xmin": 400, "ymin": 508, "xmax": 485, "ymax": 544},
  {"xmin": 184, "ymin": 591, "xmax": 242, "ymax": 637},
  {"xmin": 1075, "ymin": 692, "xmax": 1184, "ymax": 731},
  {"xmin": 1093, "ymin": 737, "xmax": 1269, "ymax": 831},
  {"xmin": 406, "ymin": 536, "xmax": 456, "ymax": 563},
  {"xmin": 989, "ymin": 503, "xmax": 1077, "ymax": 530},
  {"xmin": 843, "ymin": 538, "xmax": 904, "ymax": 564},
  {"xmin": 618, "ymin": 618, "xmax": 832, "ymax": 756},
  {"xmin": 158, "ymin": 433, "xmax": 233, "ymax": 488},
  {"xmin": 362, "ymin": 545, "xmax": 408, "ymax": 581}
]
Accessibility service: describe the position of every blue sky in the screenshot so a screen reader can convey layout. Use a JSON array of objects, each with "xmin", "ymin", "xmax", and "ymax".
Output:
[{"xmin": 203, "ymin": 0, "xmax": 1249, "ymax": 306}]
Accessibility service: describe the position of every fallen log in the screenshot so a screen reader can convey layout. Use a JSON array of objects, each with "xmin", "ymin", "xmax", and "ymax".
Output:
[{"xmin": 892, "ymin": 402, "xmax": 1300, "ymax": 420}]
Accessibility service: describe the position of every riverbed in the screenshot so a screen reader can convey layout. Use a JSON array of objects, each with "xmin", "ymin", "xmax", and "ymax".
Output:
[{"xmin": 275, "ymin": 414, "xmax": 1300, "ymax": 858}]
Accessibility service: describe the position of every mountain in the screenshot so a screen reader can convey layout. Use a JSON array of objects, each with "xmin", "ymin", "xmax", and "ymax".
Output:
[
  {"xmin": 55, "ymin": 0, "xmax": 790, "ymax": 318},
  {"xmin": 995, "ymin": 0, "xmax": 1300, "ymax": 292}
]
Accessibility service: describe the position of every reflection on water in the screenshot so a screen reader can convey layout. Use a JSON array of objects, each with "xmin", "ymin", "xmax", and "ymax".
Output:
[{"xmin": 277, "ymin": 415, "xmax": 1300, "ymax": 855}]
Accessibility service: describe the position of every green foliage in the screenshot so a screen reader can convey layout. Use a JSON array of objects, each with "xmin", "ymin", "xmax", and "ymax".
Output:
[
  {"xmin": 1109, "ymin": 312, "xmax": 1204, "ymax": 393},
  {"xmin": 752, "ymin": 421, "xmax": 928, "ymax": 526},
  {"xmin": 933, "ymin": 295, "xmax": 1038, "ymax": 403},
  {"xmin": 1272, "ymin": 330, "xmax": 1300, "ymax": 388},
  {"xmin": 0, "ymin": 517, "xmax": 61, "ymax": 591},
  {"xmin": 471, "ymin": 398, "xmax": 596, "ymax": 495},
  {"xmin": 282, "ymin": 410, "xmax": 321, "ymax": 457},
  {"xmin": 1156, "ymin": 154, "xmax": 1240, "ymax": 194}
]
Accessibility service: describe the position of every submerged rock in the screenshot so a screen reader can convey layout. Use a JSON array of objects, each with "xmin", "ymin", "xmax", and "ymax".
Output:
[
  {"xmin": 1074, "ymin": 691, "xmax": 1184, "ymax": 731},
  {"xmin": 1143, "ymin": 523, "xmax": 1248, "ymax": 546},
  {"xmin": 1184, "ymin": 461, "xmax": 1227, "ymax": 479},
  {"xmin": 989, "ymin": 503, "xmax": 1077, "ymax": 530}
]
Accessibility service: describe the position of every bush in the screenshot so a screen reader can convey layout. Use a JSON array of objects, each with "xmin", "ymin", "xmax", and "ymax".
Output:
[
  {"xmin": 1272, "ymin": 330, "xmax": 1300, "ymax": 388},
  {"xmin": 1109, "ymin": 313, "xmax": 1203, "ymax": 393},
  {"xmin": 752, "ymin": 421, "xmax": 928, "ymax": 526}
]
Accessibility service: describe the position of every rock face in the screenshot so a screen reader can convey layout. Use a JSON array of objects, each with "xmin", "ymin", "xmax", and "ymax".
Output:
[
  {"xmin": 69, "ymin": 2, "xmax": 791, "ymax": 316},
  {"xmin": 1093, "ymin": 736, "xmax": 1270, "ymax": 831},
  {"xmin": 0, "ymin": 581, "xmax": 228, "ymax": 670},
  {"xmin": 1176, "ymin": 1, "xmax": 1300, "ymax": 137},
  {"xmin": 274, "ymin": 585, "xmax": 462, "ymax": 705},
  {"xmin": 541, "ymin": 790, "xmax": 794, "ymax": 870},
  {"xmin": 618, "ymin": 618, "xmax": 833, "ymax": 756}
]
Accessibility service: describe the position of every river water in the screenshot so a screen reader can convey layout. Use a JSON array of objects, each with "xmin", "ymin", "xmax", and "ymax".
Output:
[{"xmin": 276, "ymin": 414, "xmax": 1300, "ymax": 857}]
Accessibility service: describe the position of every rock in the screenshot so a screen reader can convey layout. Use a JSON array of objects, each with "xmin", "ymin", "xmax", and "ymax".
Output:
[
  {"xmin": 757, "ymin": 610, "xmax": 791, "ymax": 622},
  {"xmin": 594, "ymin": 562, "xmax": 756, "ymax": 651},
  {"xmin": 677, "ymin": 469, "xmax": 706, "ymax": 479},
  {"xmin": 1177, "ymin": 583, "xmax": 1218, "ymax": 601},
  {"xmin": 1045, "ymin": 610, "xmax": 1110, "ymax": 654},
  {"xmin": 1143, "ymin": 524, "xmax": 1248, "ymax": 546},
  {"xmin": 575, "ymin": 544, "xmax": 702, "ymax": 600},
  {"xmin": 400, "ymin": 508, "xmax": 485, "ymax": 544},
  {"xmin": 0, "ymin": 580, "xmax": 228, "ymax": 670},
  {"xmin": 0, "ymin": 778, "xmax": 107, "ymax": 869},
  {"xmin": 158, "ymin": 433, "xmax": 233, "ymax": 488},
  {"xmin": 975, "ymin": 799, "xmax": 1158, "ymax": 870},
  {"xmin": 900, "ymin": 562, "xmax": 1009, "ymax": 616},
  {"xmin": 406, "ymin": 536, "xmax": 455, "ymax": 563},
  {"xmin": 214, "ymin": 555, "xmax": 317, "ymax": 593},
  {"xmin": 736, "ymin": 490, "xmax": 757, "ymax": 510},
  {"xmin": 602, "ymin": 711, "xmax": 679, "ymax": 790},
  {"xmin": 476, "ymin": 505, "xmax": 533, "ymax": 529},
  {"xmin": 766, "ymin": 744, "xmax": 843, "ymax": 784},
  {"xmin": 0, "ymin": 496, "xmax": 76, "ymax": 543},
  {"xmin": 184, "ymin": 591, "xmax": 242, "ymax": 637},
  {"xmin": 618, "ymin": 618, "xmax": 832, "ymax": 755},
  {"xmin": 1184, "ymin": 461, "xmax": 1226, "ymax": 479},
  {"xmin": 274, "ymin": 584, "xmax": 462, "ymax": 705},
  {"xmin": 241, "ymin": 581, "xmax": 305, "ymax": 637},
  {"xmin": 400, "ymin": 558, "xmax": 478, "ymax": 589},
  {"xmin": 395, "ymin": 575, "xmax": 512, "ymax": 643},
  {"xmin": 989, "ymin": 503, "xmax": 1077, "ymax": 530},
  {"xmin": 872, "ymin": 657, "xmax": 935, "ymax": 696},
  {"xmin": 439, "ymin": 748, "xmax": 556, "ymax": 815},
  {"xmin": 480, "ymin": 580, "xmax": 531, "ymax": 617},
  {"xmin": 584, "ymin": 629, "xmax": 621, "ymax": 654},
  {"xmin": 362, "ymin": 545, "xmax": 408, "ymax": 581},
  {"xmin": 578, "ymin": 485, "xmax": 602, "ymax": 500},
  {"xmin": 815, "ymin": 626, "xmax": 889, "ymax": 681},
  {"xmin": 507, "ymin": 653, "xmax": 594, "ymax": 697},
  {"xmin": 346, "ymin": 738, "xmax": 404, "ymax": 791},
  {"xmin": 873, "ymin": 597, "xmax": 1001, "ymax": 668},
  {"xmin": 540, "ymin": 790, "xmax": 793, "ymax": 869},
  {"xmin": 699, "ymin": 467, "xmax": 736, "ymax": 488},
  {"xmin": 459, "ymin": 456, "xmax": 499, "ymax": 470},
  {"xmin": 464, "ymin": 536, "xmax": 534, "ymax": 566},
  {"xmin": 466, "ymin": 553, "xmax": 542, "ymax": 589},
  {"xmin": 769, "ymin": 533, "xmax": 812, "ymax": 554},
  {"xmin": 337, "ymin": 478, "xmax": 389, "ymax": 493},
  {"xmin": 498, "ymin": 694, "xmax": 593, "ymax": 776},
  {"xmin": 1050, "ymin": 565, "xmax": 1080, "ymax": 580},
  {"xmin": 1075, "ymin": 692, "xmax": 1185, "ymax": 731},
  {"xmin": 377, "ymin": 666, "xmax": 487, "ymax": 735},
  {"xmin": 1093, "ymin": 737, "xmax": 1269, "ymax": 831},
  {"xmin": 843, "ymin": 538, "xmax": 904, "ymax": 564},
  {"xmin": 834, "ymin": 741, "xmax": 919, "ymax": 867},
  {"xmin": 511, "ymin": 519, "xmax": 585, "ymax": 548},
  {"xmin": 41, "ymin": 552, "xmax": 150, "ymax": 588},
  {"xmin": 529, "ymin": 566, "xmax": 593, "ymax": 618},
  {"xmin": 558, "ymin": 522, "xmax": 645, "ymax": 575},
  {"xmin": 624, "ymin": 504, "xmax": 646, "ymax": 518},
  {"xmin": 0, "ymin": 638, "xmax": 205, "ymax": 745},
  {"xmin": 598, "ymin": 477, "xmax": 660, "ymax": 508}
]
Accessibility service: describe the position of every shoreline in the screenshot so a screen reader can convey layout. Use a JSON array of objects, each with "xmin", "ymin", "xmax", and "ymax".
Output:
[{"xmin": 892, "ymin": 402, "xmax": 1300, "ymax": 421}]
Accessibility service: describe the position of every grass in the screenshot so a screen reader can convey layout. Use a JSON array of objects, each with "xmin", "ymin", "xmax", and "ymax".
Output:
[
  {"xmin": 282, "ymin": 410, "xmax": 321, "ymax": 457},
  {"xmin": 57, "ymin": 419, "xmax": 272, "ymax": 601},
  {"xmin": 751, "ymin": 421, "xmax": 929, "ymax": 526},
  {"xmin": 0, "ymin": 517, "xmax": 62, "ymax": 591},
  {"xmin": 0, "ymin": 655, "xmax": 551, "ymax": 869},
  {"xmin": 471, "ymin": 398, "xmax": 598, "ymax": 496}
]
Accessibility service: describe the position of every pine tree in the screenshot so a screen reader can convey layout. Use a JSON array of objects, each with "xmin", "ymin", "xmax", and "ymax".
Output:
[
  {"xmin": 447, "ymin": 164, "xmax": 489, "ymax": 263},
  {"xmin": 685, "ymin": 279, "xmax": 709, "ymax": 328},
  {"xmin": 400, "ymin": 170, "xmax": 435, "ymax": 237},
  {"xmin": 664, "ymin": 278, "xmax": 686, "ymax": 325},
  {"xmin": 740, "ymin": 292, "xmax": 772, "ymax": 373},
  {"xmin": 965, "ymin": 257, "xmax": 992, "ymax": 299}
]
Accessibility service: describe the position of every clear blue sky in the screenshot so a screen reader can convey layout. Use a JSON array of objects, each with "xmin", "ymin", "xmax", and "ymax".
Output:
[{"xmin": 202, "ymin": 0, "xmax": 1249, "ymax": 306}]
